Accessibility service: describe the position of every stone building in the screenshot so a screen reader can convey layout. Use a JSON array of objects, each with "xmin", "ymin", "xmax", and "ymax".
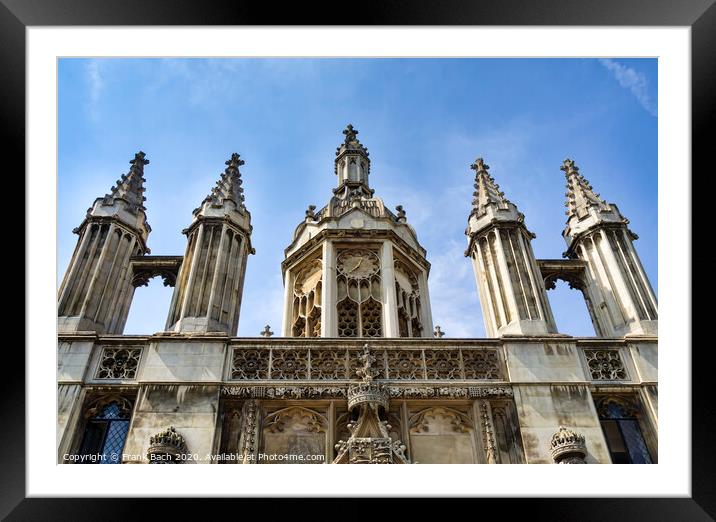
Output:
[{"xmin": 57, "ymin": 125, "xmax": 657, "ymax": 465}]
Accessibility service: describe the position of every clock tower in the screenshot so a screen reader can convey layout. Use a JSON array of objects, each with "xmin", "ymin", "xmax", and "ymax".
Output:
[{"xmin": 281, "ymin": 125, "xmax": 433, "ymax": 338}]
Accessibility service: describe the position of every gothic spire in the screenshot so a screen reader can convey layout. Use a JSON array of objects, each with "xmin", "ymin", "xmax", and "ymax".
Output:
[
  {"xmin": 561, "ymin": 158, "xmax": 610, "ymax": 220},
  {"xmin": 469, "ymin": 157, "xmax": 511, "ymax": 216},
  {"xmin": 103, "ymin": 151, "xmax": 149, "ymax": 215},
  {"xmin": 197, "ymin": 152, "xmax": 247, "ymax": 214}
]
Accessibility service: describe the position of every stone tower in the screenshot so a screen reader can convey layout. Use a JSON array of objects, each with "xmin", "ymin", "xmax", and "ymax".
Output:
[
  {"xmin": 465, "ymin": 158, "xmax": 557, "ymax": 337},
  {"xmin": 165, "ymin": 153, "xmax": 254, "ymax": 335},
  {"xmin": 57, "ymin": 151, "xmax": 151, "ymax": 334},
  {"xmin": 561, "ymin": 159, "xmax": 657, "ymax": 337},
  {"xmin": 281, "ymin": 124, "xmax": 434, "ymax": 338}
]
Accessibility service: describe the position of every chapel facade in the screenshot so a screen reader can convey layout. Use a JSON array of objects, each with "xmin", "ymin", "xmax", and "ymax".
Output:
[{"xmin": 57, "ymin": 125, "xmax": 658, "ymax": 464}]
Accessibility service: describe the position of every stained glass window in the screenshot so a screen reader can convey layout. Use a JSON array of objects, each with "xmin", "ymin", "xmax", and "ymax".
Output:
[{"xmin": 77, "ymin": 401, "xmax": 131, "ymax": 464}]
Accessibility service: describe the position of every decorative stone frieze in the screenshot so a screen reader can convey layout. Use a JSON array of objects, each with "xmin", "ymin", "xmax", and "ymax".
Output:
[
  {"xmin": 228, "ymin": 346, "xmax": 503, "ymax": 381},
  {"xmin": 549, "ymin": 425, "xmax": 587, "ymax": 464}
]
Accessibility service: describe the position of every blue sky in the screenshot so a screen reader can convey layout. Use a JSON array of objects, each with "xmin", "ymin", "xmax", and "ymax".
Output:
[{"xmin": 58, "ymin": 58, "xmax": 657, "ymax": 338}]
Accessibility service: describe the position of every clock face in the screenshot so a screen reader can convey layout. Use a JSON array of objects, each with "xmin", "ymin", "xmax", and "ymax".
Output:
[
  {"xmin": 337, "ymin": 250, "xmax": 380, "ymax": 279},
  {"xmin": 294, "ymin": 261, "xmax": 322, "ymax": 296}
]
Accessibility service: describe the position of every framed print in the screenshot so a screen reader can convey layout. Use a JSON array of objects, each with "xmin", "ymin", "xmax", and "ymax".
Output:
[{"xmin": 6, "ymin": 0, "xmax": 715, "ymax": 518}]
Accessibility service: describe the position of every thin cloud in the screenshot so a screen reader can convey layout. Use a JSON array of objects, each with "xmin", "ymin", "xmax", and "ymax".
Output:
[
  {"xmin": 84, "ymin": 60, "xmax": 105, "ymax": 121},
  {"xmin": 599, "ymin": 58, "xmax": 657, "ymax": 116}
]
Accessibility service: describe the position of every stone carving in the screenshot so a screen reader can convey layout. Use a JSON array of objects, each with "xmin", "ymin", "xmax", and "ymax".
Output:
[
  {"xmin": 238, "ymin": 400, "xmax": 260, "ymax": 464},
  {"xmin": 349, "ymin": 348, "xmax": 385, "ymax": 379},
  {"xmin": 311, "ymin": 349, "xmax": 348, "ymax": 380},
  {"xmin": 395, "ymin": 205, "xmax": 407, "ymax": 223},
  {"xmin": 147, "ymin": 426, "xmax": 188, "ymax": 464},
  {"xmin": 424, "ymin": 350, "xmax": 461, "ymax": 379},
  {"xmin": 386, "ymin": 350, "xmax": 423, "ymax": 380},
  {"xmin": 83, "ymin": 395, "xmax": 134, "ymax": 419},
  {"xmin": 95, "ymin": 347, "xmax": 142, "ymax": 379},
  {"xmin": 336, "ymin": 249, "xmax": 383, "ymax": 338},
  {"xmin": 478, "ymin": 401, "xmax": 498, "ymax": 464},
  {"xmin": 231, "ymin": 349, "xmax": 269, "ymax": 380},
  {"xmin": 260, "ymin": 325, "xmax": 274, "ymax": 337},
  {"xmin": 347, "ymin": 346, "xmax": 390, "ymax": 410},
  {"xmin": 292, "ymin": 258, "xmax": 322, "ymax": 337},
  {"xmin": 394, "ymin": 258, "xmax": 423, "ymax": 338},
  {"xmin": 584, "ymin": 349, "xmax": 627, "ymax": 380},
  {"xmin": 595, "ymin": 395, "xmax": 640, "ymax": 418},
  {"xmin": 550, "ymin": 426, "xmax": 588, "ymax": 464},
  {"xmin": 467, "ymin": 386, "xmax": 514, "ymax": 398},
  {"xmin": 270, "ymin": 349, "xmax": 309, "ymax": 380},
  {"xmin": 433, "ymin": 325, "xmax": 445, "ymax": 338},
  {"xmin": 462, "ymin": 349, "xmax": 501, "ymax": 380},
  {"xmin": 228, "ymin": 346, "xmax": 503, "ymax": 382},
  {"xmin": 263, "ymin": 406, "xmax": 327, "ymax": 434},
  {"xmin": 130, "ymin": 255, "xmax": 183, "ymax": 288},
  {"xmin": 409, "ymin": 407, "xmax": 473, "ymax": 434},
  {"xmin": 221, "ymin": 385, "xmax": 347, "ymax": 399},
  {"xmin": 334, "ymin": 346, "xmax": 410, "ymax": 464}
]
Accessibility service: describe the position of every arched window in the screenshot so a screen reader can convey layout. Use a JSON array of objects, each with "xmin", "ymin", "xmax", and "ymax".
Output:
[
  {"xmin": 596, "ymin": 396, "xmax": 653, "ymax": 464},
  {"xmin": 77, "ymin": 398, "xmax": 132, "ymax": 464}
]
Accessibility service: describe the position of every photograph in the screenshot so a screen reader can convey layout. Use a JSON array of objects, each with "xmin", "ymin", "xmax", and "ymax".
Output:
[{"xmin": 55, "ymin": 57, "xmax": 658, "ymax": 466}]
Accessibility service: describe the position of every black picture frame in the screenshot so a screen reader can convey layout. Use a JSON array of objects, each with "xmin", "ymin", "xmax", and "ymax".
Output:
[{"xmin": 5, "ymin": 0, "xmax": 714, "ymax": 518}]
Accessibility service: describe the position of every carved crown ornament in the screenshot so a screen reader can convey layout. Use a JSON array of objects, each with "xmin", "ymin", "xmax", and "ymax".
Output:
[
  {"xmin": 147, "ymin": 426, "xmax": 189, "ymax": 464},
  {"xmin": 549, "ymin": 426, "xmax": 587, "ymax": 464}
]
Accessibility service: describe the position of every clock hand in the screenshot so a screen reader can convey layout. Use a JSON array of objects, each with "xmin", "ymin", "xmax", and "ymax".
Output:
[{"xmin": 347, "ymin": 258, "xmax": 362, "ymax": 273}]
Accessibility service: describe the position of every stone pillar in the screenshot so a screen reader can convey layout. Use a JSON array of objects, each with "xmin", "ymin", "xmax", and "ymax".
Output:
[
  {"xmin": 380, "ymin": 241, "xmax": 400, "ymax": 337},
  {"xmin": 417, "ymin": 270, "xmax": 434, "ymax": 338},
  {"xmin": 321, "ymin": 241, "xmax": 337, "ymax": 337},
  {"xmin": 281, "ymin": 269, "xmax": 294, "ymax": 337}
]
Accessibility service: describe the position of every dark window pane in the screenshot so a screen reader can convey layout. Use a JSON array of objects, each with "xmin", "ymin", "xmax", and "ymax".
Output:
[
  {"xmin": 620, "ymin": 420, "xmax": 652, "ymax": 464},
  {"xmin": 100, "ymin": 420, "xmax": 129, "ymax": 464},
  {"xmin": 600, "ymin": 420, "xmax": 629, "ymax": 463},
  {"xmin": 78, "ymin": 422, "xmax": 108, "ymax": 459},
  {"xmin": 77, "ymin": 401, "xmax": 131, "ymax": 464}
]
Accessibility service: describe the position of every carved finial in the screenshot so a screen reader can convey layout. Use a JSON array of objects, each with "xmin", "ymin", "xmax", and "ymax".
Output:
[
  {"xmin": 560, "ymin": 158, "xmax": 578, "ymax": 174},
  {"xmin": 343, "ymin": 123, "xmax": 358, "ymax": 143},
  {"xmin": 260, "ymin": 325, "xmax": 274, "ymax": 337},
  {"xmin": 395, "ymin": 205, "xmax": 407, "ymax": 223},
  {"xmin": 305, "ymin": 204, "xmax": 316, "ymax": 220},
  {"xmin": 356, "ymin": 343, "xmax": 379, "ymax": 382},
  {"xmin": 225, "ymin": 152, "xmax": 245, "ymax": 170},
  {"xmin": 434, "ymin": 325, "xmax": 445, "ymax": 338},
  {"xmin": 470, "ymin": 157, "xmax": 489, "ymax": 173},
  {"xmin": 130, "ymin": 151, "xmax": 149, "ymax": 168}
]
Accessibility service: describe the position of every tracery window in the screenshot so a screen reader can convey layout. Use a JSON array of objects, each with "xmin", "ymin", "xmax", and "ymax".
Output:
[
  {"xmin": 336, "ymin": 248, "xmax": 383, "ymax": 337},
  {"xmin": 596, "ymin": 396, "xmax": 654, "ymax": 464},
  {"xmin": 394, "ymin": 259, "xmax": 422, "ymax": 337},
  {"xmin": 76, "ymin": 397, "xmax": 133, "ymax": 464},
  {"xmin": 291, "ymin": 258, "xmax": 322, "ymax": 337}
]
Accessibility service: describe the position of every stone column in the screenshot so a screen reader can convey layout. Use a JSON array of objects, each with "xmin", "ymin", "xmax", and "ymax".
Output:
[
  {"xmin": 281, "ymin": 268, "xmax": 294, "ymax": 337},
  {"xmin": 380, "ymin": 241, "xmax": 400, "ymax": 337},
  {"xmin": 321, "ymin": 241, "xmax": 337, "ymax": 337},
  {"xmin": 417, "ymin": 269, "xmax": 434, "ymax": 338}
]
